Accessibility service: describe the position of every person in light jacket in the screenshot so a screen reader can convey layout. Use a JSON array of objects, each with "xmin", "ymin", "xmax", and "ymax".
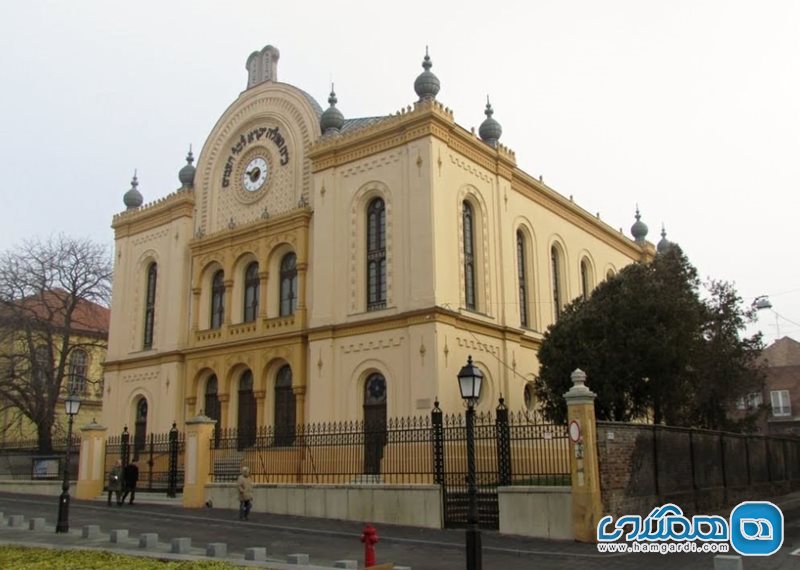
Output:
[
  {"xmin": 107, "ymin": 460, "xmax": 123, "ymax": 506},
  {"xmin": 237, "ymin": 466, "xmax": 254, "ymax": 521}
]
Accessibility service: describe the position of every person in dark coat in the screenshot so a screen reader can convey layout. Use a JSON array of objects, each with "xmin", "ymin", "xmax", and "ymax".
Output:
[
  {"xmin": 107, "ymin": 460, "xmax": 122, "ymax": 506},
  {"xmin": 121, "ymin": 460, "xmax": 139, "ymax": 505}
]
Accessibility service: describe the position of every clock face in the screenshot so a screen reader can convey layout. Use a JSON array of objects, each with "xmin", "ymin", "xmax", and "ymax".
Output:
[{"xmin": 242, "ymin": 156, "xmax": 269, "ymax": 192}]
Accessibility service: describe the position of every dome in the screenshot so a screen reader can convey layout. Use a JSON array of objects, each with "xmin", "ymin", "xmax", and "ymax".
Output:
[
  {"xmin": 414, "ymin": 48, "xmax": 440, "ymax": 101},
  {"xmin": 479, "ymin": 97, "xmax": 502, "ymax": 148},
  {"xmin": 631, "ymin": 207, "xmax": 648, "ymax": 244},
  {"xmin": 178, "ymin": 147, "xmax": 196, "ymax": 188},
  {"xmin": 320, "ymin": 86, "xmax": 345, "ymax": 135},
  {"xmin": 123, "ymin": 172, "xmax": 143, "ymax": 210},
  {"xmin": 657, "ymin": 225, "xmax": 671, "ymax": 254}
]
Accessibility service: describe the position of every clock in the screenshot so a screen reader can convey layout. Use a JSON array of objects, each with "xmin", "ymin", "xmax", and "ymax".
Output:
[{"xmin": 242, "ymin": 156, "xmax": 268, "ymax": 192}]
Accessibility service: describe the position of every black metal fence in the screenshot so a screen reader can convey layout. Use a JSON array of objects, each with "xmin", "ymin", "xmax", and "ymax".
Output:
[
  {"xmin": 209, "ymin": 399, "xmax": 569, "ymax": 529},
  {"xmin": 0, "ymin": 436, "xmax": 80, "ymax": 481},
  {"xmin": 105, "ymin": 424, "xmax": 184, "ymax": 495}
]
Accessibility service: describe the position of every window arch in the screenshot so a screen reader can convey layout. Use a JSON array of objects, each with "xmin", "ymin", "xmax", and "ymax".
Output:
[
  {"xmin": 279, "ymin": 253, "xmax": 298, "ymax": 316},
  {"xmin": 463, "ymin": 201, "xmax": 477, "ymax": 311},
  {"xmin": 274, "ymin": 365, "xmax": 296, "ymax": 446},
  {"xmin": 516, "ymin": 230, "xmax": 529, "ymax": 328},
  {"xmin": 243, "ymin": 262, "xmax": 259, "ymax": 322},
  {"xmin": 367, "ymin": 198, "xmax": 386, "ymax": 311},
  {"xmin": 551, "ymin": 245, "xmax": 564, "ymax": 321},
  {"xmin": 210, "ymin": 270, "xmax": 225, "ymax": 329},
  {"xmin": 237, "ymin": 370, "xmax": 256, "ymax": 449},
  {"xmin": 68, "ymin": 349, "xmax": 88, "ymax": 395},
  {"xmin": 143, "ymin": 262, "xmax": 157, "ymax": 349},
  {"xmin": 580, "ymin": 258, "xmax": 593, "ymax": 300}
]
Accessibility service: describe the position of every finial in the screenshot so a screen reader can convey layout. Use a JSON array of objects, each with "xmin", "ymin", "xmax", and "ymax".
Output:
[
  {"xmin": 657, "ymin": 223, "xmax": 672, "ymax": 254},
  {"xmin": 179, "ymin": 145, "xmax": 196, "ymax": 188},
  {"xmin": 422, "ymin": 45, "xmax": 432, "ymax": 71},
  {"xmin": 414, "ymin": 46, "xmax": 440, "ymax": 101},
  {"xmin": 320, "ymin": 82, "xmax": 345, "ymax": 135},
  {"xmin": 123, "ymin": 169, "xmax": 143, "ymax": 210},
  {"xmin": 479, "ymin": 96, "xmax": 502, "ymax": 148},
  {"xmin": 630, "ymin": 205, "xmax": 649, "ymax": 244}
]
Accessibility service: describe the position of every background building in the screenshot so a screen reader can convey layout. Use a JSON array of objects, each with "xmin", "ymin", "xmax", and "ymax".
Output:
[{"xmin": 102, "ymin": 45, "xmax": 654, "ymax": 438}]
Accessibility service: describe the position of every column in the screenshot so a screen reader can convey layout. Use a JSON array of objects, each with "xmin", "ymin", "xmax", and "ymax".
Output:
[
  {"xmin": 564, "ymin": 368, "xmax": 602, "ymax": 543},
  {"xmin": 258, "ymin": 271, "xmax": 269, "ymax": 319},
  {"xmin": 218, "ymin": 394, "xmax": 230, "ymax": 429},
  {"xmin": 293, "ymin": 385, "xmax": 307, "ymax": 427},
  {"xmin": 183, "ymin": 415, "xmax": 217, "ymax": 508},
  {"xmin": 191, "ymin": 287, "xmax": 201, "ymax": 332},
  {"xmin": 254, "ymin": 390, "xmax": 266, "ymax": 427},
  {"xmin": 223, "ymin": 279, "xmax": 234, "ymax": 326},
  {"xmin": 75, "ymin": 420, "xmax": 108, "ymax": 500}
]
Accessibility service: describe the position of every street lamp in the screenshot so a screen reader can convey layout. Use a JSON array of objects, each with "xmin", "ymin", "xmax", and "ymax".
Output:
[
  {"xmin": 457, "ymin": 355, "xmax": 483, "ymax": 570},
  {"xmin": 55, "ymin": 391, "xmax": 81, "ymax": 533}
]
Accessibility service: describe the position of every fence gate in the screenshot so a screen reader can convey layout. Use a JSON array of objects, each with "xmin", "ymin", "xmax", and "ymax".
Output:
[{"xmin": 105, "ymin": 423, "xmax": 184, "ymax": 495}]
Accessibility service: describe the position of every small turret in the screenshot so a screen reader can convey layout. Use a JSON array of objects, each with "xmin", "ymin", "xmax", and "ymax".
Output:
[
  {"xmin": 123, "ymin": 171, "xmax": 143, "ymax": 210},
  {"xmin": 479, "ymin": 97, "xmax": 502, "ymax": 148}
]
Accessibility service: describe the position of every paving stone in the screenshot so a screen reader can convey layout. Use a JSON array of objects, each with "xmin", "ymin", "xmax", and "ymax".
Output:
[
  {"xmin": 139, "ymin": 533, "xmax": 158, "ymax": 548},
  {"xmin": 28, "ymin": 517, "xmax": 46, "ymax": 531},
  {"xmin": 244, "ymin": 547, "xmax": 267, "ymax": 561},
  {"xmin": 395, "ymin": 566, "xmax": 412, "ymax": 570},
  {"xmin": 82, "ymin": 524, "xmax": 101, "ymax": 538},
  {"xmin": 7, "ymin": 515, "xmax": 23, "ymax": 527},
  {"xmin": 206, "ymin": 542, "xmax": 227, "ymax": 557},
  {"xmin": 171, "ymin": 537, "xmax": 191, "ymax": 554},
  {"xmin": 110, "ymin": 529, "xmax": 128, "ymax": 543},
  {"xmin": 287, "ymin": 553, "xmax": 309, "ymax": 565},
  {"xmin": 714, "ymin": 555, "xmax": 743, "ymax": 570},
  {"xmin": 333, "ymin": 561, "xmax": 358, "ymax": 569}
]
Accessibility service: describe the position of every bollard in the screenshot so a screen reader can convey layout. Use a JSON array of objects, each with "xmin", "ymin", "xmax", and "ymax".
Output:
[{"xmin": 361, "ymin": 523, "xmax": 379, "ymax": 567}]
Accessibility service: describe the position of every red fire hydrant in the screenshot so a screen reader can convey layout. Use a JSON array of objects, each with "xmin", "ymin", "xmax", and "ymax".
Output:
[{"xmin": 361, "ymin": 523, "xmax": 379, "ymax": 567}]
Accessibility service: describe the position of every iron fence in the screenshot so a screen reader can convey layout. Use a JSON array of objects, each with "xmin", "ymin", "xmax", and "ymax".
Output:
[
  {"xmin": 105, "ymin": 424, "xmax": 184, "ymax": 495},
  {"xmin": 0, "ymin": 436, "xmax": 80, "ymax": 481}
]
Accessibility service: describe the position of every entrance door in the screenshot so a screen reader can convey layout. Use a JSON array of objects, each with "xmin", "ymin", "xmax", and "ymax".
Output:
[
  {"xmin": 363, "ymin": 373, "xmax": 387, "ymax": 475},
  {"xmin": 237, "ymin": 370, "xmax": 256, "ymax": 449}
]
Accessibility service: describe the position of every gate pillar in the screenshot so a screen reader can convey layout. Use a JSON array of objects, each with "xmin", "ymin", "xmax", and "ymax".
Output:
[
  {"xmin": 564, "ymin": 369, "xmax": 602, "ymax": 543},
  {"xmin": 75, "ymin": 420, "xmax": 108, "ymax": 500},
  {"xmin": 183, "ymin": 415, "xmax": 217, "ymax": 508}
]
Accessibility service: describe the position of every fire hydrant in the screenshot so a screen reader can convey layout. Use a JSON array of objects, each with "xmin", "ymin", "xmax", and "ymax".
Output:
[{"xmin": 361, "ymin": 523, "xmax": 379, "ymax": 567}]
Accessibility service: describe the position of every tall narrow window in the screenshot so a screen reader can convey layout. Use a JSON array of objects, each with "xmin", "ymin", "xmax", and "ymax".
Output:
[
  {"xmin": 210, "ymin": 270, "xmax": 225, "ymax": 329},
  {"xmin": 68, "ymin": 349, "xmax": 88, "ymax": 395},
  {"xmin": 367, "ymin": 198, "xmax": 387, "ymax": 311},
  {"xmin": 580, "ymin": 259, "xmax": 591, "ymax": 301},
  {"xmin": 274, "ymin": 365, "xmax": 296, "ymax": 446},
  {"xmin": 204, "ymin": 375, "xmax": 221, "ymax": 448},
  {"xmin": 551, "ymin": 246, "xmax": 562, "ymax": 320},
  {"xmin": 143, "ymin": 262, "xmax": 157, "ymax": 348},
  {"xmin": 517, "ymin": 231, "xmax": 528, "ymax": 328},
  {"xmin": 243, "ymin": 262, "xmax": 259, "ymax": 322},
  {"xmin": 33, "ymin": 346, "xmax": 49, "ymax": 389},
  {"xmin": 279, "ymin": 253, "xmax": 298, "ymax": 316},
  {"xmin": 463, "ymin": 201, "xmax": 476, "ymax": 311},
  {"xmin": 237, "ymin": 370, "xmax": 256, "ymax": 449}
]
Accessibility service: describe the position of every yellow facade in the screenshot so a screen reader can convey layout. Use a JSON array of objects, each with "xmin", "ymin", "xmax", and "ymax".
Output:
[{"xmin": 103, "ymin": 46, "xmax": 653, "ymax": 436}]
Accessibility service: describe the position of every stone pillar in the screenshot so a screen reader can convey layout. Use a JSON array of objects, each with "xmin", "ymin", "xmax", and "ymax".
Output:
[
  {"xmin": 223, "ymin": 280, "xmax": 234, "ymax": 326},
  {"xmin": 218, "ymin": 394, "xmax": 230, "ymax": 429},
  {"xmin": 258, "ymin": 271, "xmax": 269, "ymax": 318},
  {"xmin": 254, "ymin": 390, "xmax": 266, "ymax": 427},
  {"xmin": 183, "ymin": 415, "xmax": 217, "ymax": 508},
  {"xmin": 564, "ymin": 368, "xmax": 602, "ymax": 543},
  {"xmin": 75, "ymin": 420, "xmax": 108, "ymax": 500},
  {"xmin": 191, "ymin": 287, "xmax": 201, "ymax": 332},
  {"xmin": 293, "ymin": 385, "xmax": 307, "ymax": 426}
]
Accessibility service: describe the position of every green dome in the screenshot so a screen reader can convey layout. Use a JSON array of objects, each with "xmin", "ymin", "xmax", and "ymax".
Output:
[
  {"xmin": 123, "ymin": 172, "xmax": 143, "ymax": 210},
  {"xmin": 320, "ymin": 87, "xmax": 345, "ymax": 135},
  {"xmin": 479, "ymin": 98, "xmax": 502, "ymax": 148},
  {"xmin": 179, "ymin": 148, "xmax": 195, "ymax": 188},
  {"xmin": 414, "ymin": 48, "xmax": 440, "ymax": 101},
  {"xmin": 631, "ymin": 207, "xmax": 648, "ymax": 244}
]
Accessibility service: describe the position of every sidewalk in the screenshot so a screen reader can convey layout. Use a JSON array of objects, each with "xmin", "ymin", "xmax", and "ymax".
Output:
[{"xmin": 0, "ymin": 491, "xmax": 799, "ymax": 569}]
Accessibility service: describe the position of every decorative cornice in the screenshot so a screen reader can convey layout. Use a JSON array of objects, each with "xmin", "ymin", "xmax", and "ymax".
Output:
[
  {"xmin": 189, "ymin": 207, "xmax": 311, "ymax": 254},
  {"xmin": 112, "ymin": 188, "xmax": 195, "ymax": 237},
  {"xmin": 104, "ymin": 350, "xmax": 185, "ymax": 372}
]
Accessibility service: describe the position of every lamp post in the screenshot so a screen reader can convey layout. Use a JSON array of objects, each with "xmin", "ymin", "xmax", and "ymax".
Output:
[
  {"xmin": 457, "ymin": 355, "xmax": 483, "ymax": 570},
  {"xmin": 55, "ymin": 391, "xmax": 81, "ymax": 533}
]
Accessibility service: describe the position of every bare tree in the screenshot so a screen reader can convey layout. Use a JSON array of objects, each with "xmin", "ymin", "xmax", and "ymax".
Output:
[{"xmin": 0, "ymin": 235, "xmax": 112, "ymax": 451}]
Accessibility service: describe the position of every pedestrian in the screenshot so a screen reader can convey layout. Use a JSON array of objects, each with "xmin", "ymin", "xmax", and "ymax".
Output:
[
  {"xmin": 107, "ymin": 459, "xmax": 123, "ymax": 506},
  {"xmin": 237, "ymin": 466, "xmax": 253, "ymax": 521},
  {"xmin": 121, "ymin": 460, "xmax": 139, "ymax": 505}
]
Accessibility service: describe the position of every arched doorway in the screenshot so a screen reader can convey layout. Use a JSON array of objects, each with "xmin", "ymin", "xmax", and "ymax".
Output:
[
  {"xmin": 237, "ymin": 370, "xmax": 256, "ymax": 450},
  {"xmin": 204, "ymin": 374, "xmax": 221, "ymax": 447},
  {"xmin": 274, "ymin": 365, "xmax": 296, "ymax": 446},
  {"xmin": 133, "ymin": 398, "xmax": 148, "ymax": 460},
  {"xmin": 363, "ymin": 373, "xmax": 387, "ymax": 475}
]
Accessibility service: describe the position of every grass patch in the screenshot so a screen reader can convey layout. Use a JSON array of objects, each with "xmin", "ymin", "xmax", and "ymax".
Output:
[{"xmin": 0, "ymin": 546, "xmax": 245, "ymax": 569}]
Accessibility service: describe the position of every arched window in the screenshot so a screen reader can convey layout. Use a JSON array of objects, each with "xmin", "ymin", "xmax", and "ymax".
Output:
[
  {"xmin": 243, "ymin": 262, "xmax": 259, "ymax": 322},
  {"xmin": 274, "ymin": 365, "xmax": 296, "ymax": 446},
  {"xmin": 279, "ymin": 253, "xmax": 298, "ymax": 317},
  {"xmin": 237, "ymin": 370, "xmax": 256, "ymax": 449},
  {"xmin": 134, "ymin": 398, "xmax": 148, "ymax": 457},
  {"xmin": 68, "ymin": 349, "xmax": 88, "ymax": 395},
  {"xmin": 517, "ymin": 231, "xmax": 529, "ymax": 328},
  {"xmin": 363, "ymin": 373, "xmax": 387, "ymax": 475},
  {"xmin": 143, "ymin": 262, "xmax": 157, "ymax": 349},
  {"xmin": 551, "ymin": 245, "xmax": 563, "ymax": 321},
  {"xmin": 366, "ymin": 198, "xmax": 386, "ymax": 311},
  {"xmin": 210, "ymin": 270, "xmax": 225, "ymax": 329},
  {"xmin": 463, "ymin": 201, "xmax": 476, "ymax": 311},
  {"xmin": 580, "ymin": 258, "xmax": 592, "ymax": 300},
  {"xmin": 204, "ymin": 375, "xmax": 220, "ymax": 447},
  {"xmin": 606, "ymin": 268, "xmax": 615, "ymax": 280},
  {"xmin": 33, "ymin": 346, "xmax": 49, "ymax": 388}
]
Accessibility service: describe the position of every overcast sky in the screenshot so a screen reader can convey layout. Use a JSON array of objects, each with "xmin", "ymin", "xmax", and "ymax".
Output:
[{"xmin": 1, "ymin": 0, "xmax": 798, "ymax": 343}]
